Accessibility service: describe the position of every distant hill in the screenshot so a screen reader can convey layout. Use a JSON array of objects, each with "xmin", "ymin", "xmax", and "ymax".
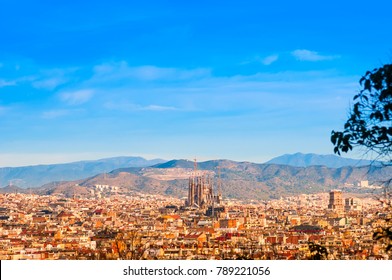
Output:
[
  {"xmin": 152, "ymin": 159, "xmax": 235, "ymax": 170},
  {"xmin": 0, "ymin": 156, "xmax": 166, "ymax": 188},
  {"xmin": 153, "ymin": 159, "xmax": 195, "ymax": 169},
  {"xmin": 0, "ymin": 185, "xmax": 27, "ymax": 194},
  {"xmin": 265, "ymin": 153, "xmax": 378, "ymax": 168}
]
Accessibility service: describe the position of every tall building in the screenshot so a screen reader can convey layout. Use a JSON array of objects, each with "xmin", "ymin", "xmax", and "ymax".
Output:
[
  {"xmin": 186, "ymin": 174, "xmax": 221, "ymax": 208},
  {"xmin": 345, "ymin": 197, "xmax": 362, "ymax": 212},
  {"xmin": 185, "ymin": 160, "xmax": 222, "ymax": 209},
  {"xmin": 328, "ymin": 190, "xmax": 344, "ymax": 213}
]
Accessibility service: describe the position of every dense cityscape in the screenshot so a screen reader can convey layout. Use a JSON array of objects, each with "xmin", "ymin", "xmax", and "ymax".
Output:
[
  {"xmin": 0, "ymin": 169, "xmax": 391, "ymax": 260},
  {"xmin": 1, "ymin": 0, "xmax": 391, "ymax": 267}
]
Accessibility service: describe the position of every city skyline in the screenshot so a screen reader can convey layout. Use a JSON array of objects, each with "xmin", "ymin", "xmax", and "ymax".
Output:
[{"xmin": 1, "ymin": 1, "xmax": 392, "ymax": 166}]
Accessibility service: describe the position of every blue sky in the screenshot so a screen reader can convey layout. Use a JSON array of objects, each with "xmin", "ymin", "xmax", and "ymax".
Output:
[{"xmin": 0, "ymin": 0, "xmax": 391, "ymax": 166}]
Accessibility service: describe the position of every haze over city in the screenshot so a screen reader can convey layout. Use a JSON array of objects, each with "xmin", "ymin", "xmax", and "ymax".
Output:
[{"xmin": 1, "ymin": 1, "xmax": 391, "ymax": 167}]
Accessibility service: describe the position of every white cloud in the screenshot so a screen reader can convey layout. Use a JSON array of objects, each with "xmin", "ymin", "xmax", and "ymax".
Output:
[
  {"xmin": 262, "ymin": 54, "xmax": 279, "ymax": 65},
  {"xmin": 92, "ymin": 61, "xmax": 211, "ymax": 82},
  {"xmin": 105, "ymin": 101, "xmax": 178, "ymax": 112},
  {"xmin": 241, "ymin": 55, "xmax": 279, "ymax": 66},
  {"xmin": 31, "ymin": 68, "xmax": 78, "ymax": 90},
  {"xmin": 0, "ymin": 79, "xmax": 16, "ymax": 87},
  {"xmin": 143, "ymin": 105, "xmax": 178, "ymax": 111},
  {"xmin": 33, "ymin": 77, "xmax": 68, "ymax": 90},
  {"xmin": 0, "ymin": 67, "xmax": 75, "ymax": 90},
  {"xmin": 41, "ymin": 109, "xmax": 73, "ymax": 119},
  {"xmin": 291, "ymin": 49, "xmax": 339, "ymax": 61},
  {"xmin": 59, "ymin": 89, "xmax": 95, "ymax": 105}
]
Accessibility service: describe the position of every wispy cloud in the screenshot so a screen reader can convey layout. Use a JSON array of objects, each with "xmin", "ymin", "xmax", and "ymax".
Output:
[
  {"xmin": 33, "ymin": 77, "xmax": 68, "ymax": 90},
  {"xmin": 262, "ymin": 54, "xmax": 279, "ymax": 65},
  {"xmin": 143, "ymin": 105, "xmax": 178, "ymax": 111},
  {"xmin": 59, "ymin": 89, "xmax": 95, "ymax": 105},
  {"xmin": 0, "ymin": 66, "xmax": 76, "ymax": 91},
  {"xmin": 131, "ymin": 66, "xmax": 210, "ymax": 81},
  {"xmin": 92, "ymin": 61, "xmax": 211, "ymax": 82},
  {"xmin": 105, "ymin": 101, "xmax": 178, "ymax": 112},
  {"xmin": 32, "ymin": 68, "xmax": 78, "ymax": 90},
  {"xmin": 241, "ymin": 54, "xmax": 279, "ymax": 66},
  {"xmin": 0, "ymin": 79, "xmax": 16, "ymax": 87},
  {"xmin": 291, "ymin": 49, "xmax": 339, "ymax": 61},
  {"xmin": 41, "ymin": 109, "xmax": 74, "ymax": 119}
]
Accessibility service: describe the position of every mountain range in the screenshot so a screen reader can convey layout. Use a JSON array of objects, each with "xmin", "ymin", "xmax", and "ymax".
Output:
[
  {"xmin": 265, "ymin": 152, "xmax": 378, "ymax": 168},
  {"xmin": 32, "ymin": 158, "xmax": 392, "ymax": 201},
  {"xmin": 0, "ymin": 153, "xmax": 390, "ymax": 201},
  {"xmin": 0, "ymin": 156, "xmax": 165, "ymax": 188}
]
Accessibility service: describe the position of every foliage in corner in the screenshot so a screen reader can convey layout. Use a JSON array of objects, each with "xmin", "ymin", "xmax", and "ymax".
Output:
[
  {"xmin": 331, "ymin": 64, "xmax": 392, "ymax": 162},
  {"xmin": 332, "ymin": 63, "xmax": 392, "ymax": 259},
  {"xmin": 308, "ymin": 242, "xmax": 328, "ymax": 260}
]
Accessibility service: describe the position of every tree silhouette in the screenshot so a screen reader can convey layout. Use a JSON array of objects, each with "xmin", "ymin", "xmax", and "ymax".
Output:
[
  {"xmin": 331, "ymin": 64, "xmax": 392, "ymax": 163},
  {"xmin": 373, "ymin": 225, "xmax": 392, "ymax": 254},
  {"xmin": 307, "ymin": 242, "xmax": 328, "ymax": 260},
  {"xmin": 331, "ymin": 64, "xmax": 392, "ymax": 257}
]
